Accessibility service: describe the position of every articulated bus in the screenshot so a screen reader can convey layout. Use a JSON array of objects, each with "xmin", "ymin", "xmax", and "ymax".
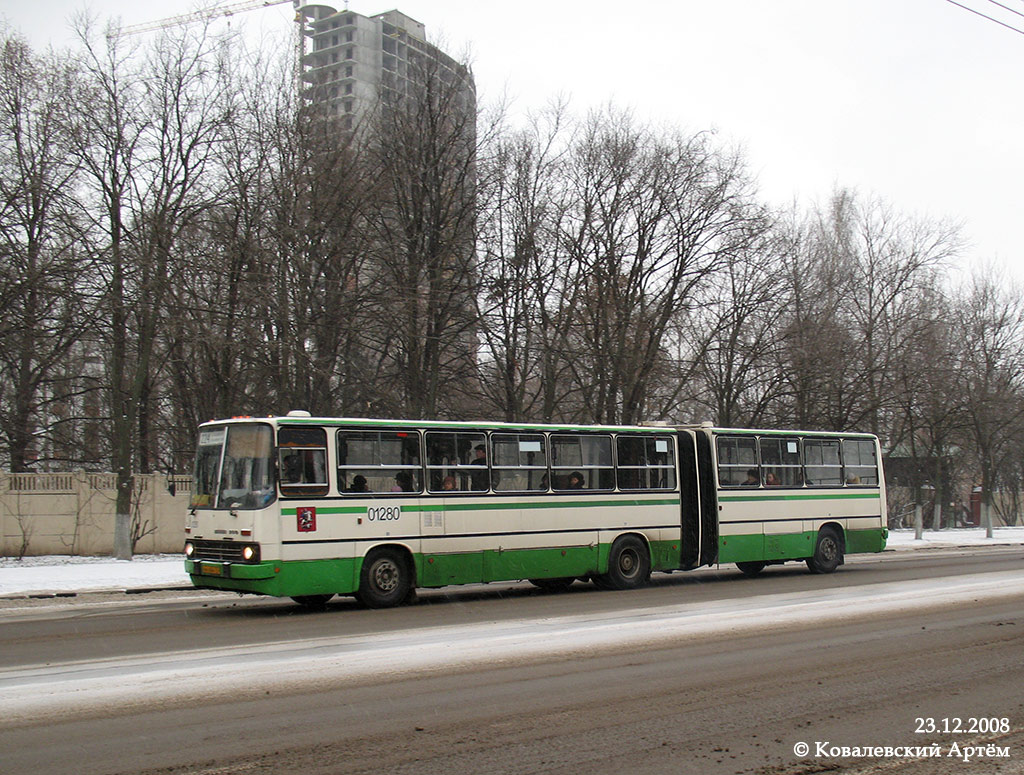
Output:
[{"xmin": 185, "ymin": 414, "xmax": 887, "ymax": 607}]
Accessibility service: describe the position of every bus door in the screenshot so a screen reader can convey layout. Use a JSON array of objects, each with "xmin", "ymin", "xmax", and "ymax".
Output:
[
  {"xmin": 694, "ymin": 429, "xmax": 718, "ymax": 566},
  {"xmin": 677, "ymin": 430, "xmax": 701, "ymax": 569}
]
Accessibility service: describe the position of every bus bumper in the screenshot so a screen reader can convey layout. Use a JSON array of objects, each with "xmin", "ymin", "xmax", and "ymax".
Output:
[{"xmin": 185, "ymin": 559, "xmax": 277, "ymax": 581}]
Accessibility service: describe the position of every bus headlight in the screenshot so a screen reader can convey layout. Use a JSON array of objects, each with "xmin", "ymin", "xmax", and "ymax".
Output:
[
  {"xmin": 242, "ymin": 544, "xmax": 260, "ymax": 562},
  {"xmin": 184, "ymin": 541, "xmax": 195, "ymax": 558}
]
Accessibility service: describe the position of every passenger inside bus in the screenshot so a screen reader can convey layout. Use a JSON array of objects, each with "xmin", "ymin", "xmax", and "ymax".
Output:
[
  {"xmin": 346, "ymin": 475, "xmax": 369, "ymax": 492},
  {"xmin": 470, "ymin": 445, "xmax": 489, "ymax": 490},
  {"xmin": 283, "ymin": 454, "xmax": 303, "ymax": 483},
  {"xmin": 392, "ymin": 471, "xmax": 415, "ymax": 492}
]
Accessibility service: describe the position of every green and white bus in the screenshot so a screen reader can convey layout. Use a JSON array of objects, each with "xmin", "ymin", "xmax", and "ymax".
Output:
[{"xmin": 185, "ymin": 414, "xmax": 887, "ymax": 607}]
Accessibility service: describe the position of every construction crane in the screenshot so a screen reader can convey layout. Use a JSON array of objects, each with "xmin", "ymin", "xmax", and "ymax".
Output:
[
  {"xmin": 106, "ymin": 0, "xmax": 310, "ymax": 88},
  {"xmin": 108, "ymin": 0, "xmax": 298, "ymax": 40}
]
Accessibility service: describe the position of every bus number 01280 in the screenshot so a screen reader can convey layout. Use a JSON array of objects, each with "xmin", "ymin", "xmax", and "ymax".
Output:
[{"xmin": 367, "ymin": 506, "xmax": 401, "ymax": 522}]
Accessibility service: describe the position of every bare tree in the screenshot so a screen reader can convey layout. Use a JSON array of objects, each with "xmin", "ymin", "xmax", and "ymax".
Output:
[
  {"xmin": 161, "ymin": 44, "xmax": 282, "ymax": 447},
  {"xmin": 0, "ymin": 32, "xmax": 93, "ymax": 472},
  {"xmin": 836, "ymin": 192, "xmax": 959, "ymax": 434},
  {"xmin": 363, "ymin": 49, "xmax": 481, "ymax": 418},
  {"xmin": 772, "ymin": 190, "xmax": 958, "ymax": 433},
  {"xmin": 263, "ymin": 92, "xmax": 378, "ymax": 416},
  {"xmin": 888, "ymin": 282, "xmax": 967, "ymax": 527},
  {"xmin": 71, "ymin": 19, "xmax": 232, "ymax": 557},
  {"xmin": 164, "ymin": 36, "xmax": 381, "ymax": 439},
  {"xmin": 556, "ymin": 109, "xmax": 764, "ymax": 425},
  {"xmin": 690, "ymin": 220, "xmax": 790, "ymax": 427},
  {"xmin": 955, "ymin": 269, "xmax": 1024, "ymax": 535},
  {"xmin": 475, "ymin": 101, "xmax": 576, "ymax": 421}
]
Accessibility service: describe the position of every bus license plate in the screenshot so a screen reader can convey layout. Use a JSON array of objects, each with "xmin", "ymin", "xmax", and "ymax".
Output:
[{"xmin": 199, "ymin": 563, "xmax": 223, "ymax": 576}]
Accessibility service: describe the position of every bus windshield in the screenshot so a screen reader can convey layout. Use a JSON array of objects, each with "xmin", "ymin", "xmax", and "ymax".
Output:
[{"xmin": 191, "ymin": 424, "xmax": 275, "ymax": 509}]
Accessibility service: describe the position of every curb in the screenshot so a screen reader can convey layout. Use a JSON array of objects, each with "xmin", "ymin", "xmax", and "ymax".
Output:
[{"xmin": 1, "ymin": 584, "xmax": 196, "ymax": 600}]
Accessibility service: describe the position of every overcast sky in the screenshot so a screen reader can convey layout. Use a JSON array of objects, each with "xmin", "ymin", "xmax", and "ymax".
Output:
[{"xmin": 5, "ymin": 0, "xmax": 1024, "ymax": 282}]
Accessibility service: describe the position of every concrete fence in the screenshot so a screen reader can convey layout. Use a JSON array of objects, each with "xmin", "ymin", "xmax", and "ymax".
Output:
[{"xmin": 1, "ymin": 472, "xmax": 192, "ymax": 557}]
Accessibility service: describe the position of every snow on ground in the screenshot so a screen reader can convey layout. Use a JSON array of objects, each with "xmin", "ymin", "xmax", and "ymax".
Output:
[
  {"xmin": 888, "ymin": 526, "xmax": 1024, "ymax": 548},
  {"xmin": 1, "ymin": 527, "xmax": 1022, "ymax": 597},
  {"xmin": 5, "ymin": 567, "xmax": 1024, "ymax": 723},
  {"xmin": 0, "ymin": 553, "xmax": 189, "ymax": 596},
  {"xmin": 2, "ymin": 528, "xmax": 1022, "ymax": 721}
]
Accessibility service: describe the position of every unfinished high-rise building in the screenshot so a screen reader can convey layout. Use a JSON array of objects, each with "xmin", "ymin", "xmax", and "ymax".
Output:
[
  {"xmin": 299, "ymin": 5, "xmax": 475, "ymax": 129},
  {"xmin": 297, "ymin": 5, "xmax": 480, "ymax": 419}
]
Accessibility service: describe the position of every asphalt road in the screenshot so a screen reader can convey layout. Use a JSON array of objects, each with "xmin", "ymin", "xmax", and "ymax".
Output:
[{"xmin": 1, "ymin": 548, "xmax": 1022, "ymax": 775}]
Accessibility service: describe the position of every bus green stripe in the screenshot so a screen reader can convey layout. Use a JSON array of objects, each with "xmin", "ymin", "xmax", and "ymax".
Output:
[
  {"xmin": 412, "ymin": 498, "xmax": 679, "ymax": 513},
  {"xmin": 282, "ymin": 497, "xmax": 680, "ymax": 516},
  {"xmin": 718, "ymin": 493, "xmax": 880, "ymax": 502},
  {"xmin": 280, "ymin": 505, "xmax": 367, "ymax": 515},
  {"xmin": 716, "ymin": 429, "xmax": 875, "ymax": 439}
]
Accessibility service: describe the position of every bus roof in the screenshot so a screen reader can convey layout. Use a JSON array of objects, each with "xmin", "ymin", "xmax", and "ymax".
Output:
[
  {"xmin": 199, "ymin": 415, "xmax": 877, "ymax": 440},
  {"xmin": 201, "ymin": 415, "xmax": 677, "ymax": 434},
  {"xmin": 691, "ymin": 425, "xmax": 878, "ymax": 440}
]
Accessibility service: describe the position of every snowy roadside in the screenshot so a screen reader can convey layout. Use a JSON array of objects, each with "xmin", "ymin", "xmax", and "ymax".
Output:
[
  {"xmin": 1, "ymin": 528, "xmax": 1022, "ymax": 598},
  {"xmin": 0, "ymin": 553, "xmax": 190, "ymax": 597}
]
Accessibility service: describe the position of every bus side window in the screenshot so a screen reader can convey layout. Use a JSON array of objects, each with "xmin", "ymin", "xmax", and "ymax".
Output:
[
  {"xmin": 804, "ymin": 438, "xmax": 842, "ymax": 486},
  {"xmin": 843, "ymin": 439, "xmax": 878, "ymax": 485},
  {"xmin": 491, "ymin": 433, "xmax": 546, "ymax": 492},
  {"xmin": 616, "ymin": 435, "xmax": 675, "ymax": 490},
  {"xmin": 425, "ymin": 431, "xmax": 487, "ymax": 492},
  {"xmin": 551, "ymin": 434, "xmax": 614, "ymax": 491},
  {"xmin": 716, "ymin": 436, "xmax": 758, "ymax": 487},
  {"xmin": 759, "ymin": 437, "xmax": 802, "ymax": 487},
  {"xmin": 278, "ymin": 426, "xmax": 329, "ymax": 497},
  {"xmin": 337, "ymin": 429, "xmax": 422, "ymax": 494}
]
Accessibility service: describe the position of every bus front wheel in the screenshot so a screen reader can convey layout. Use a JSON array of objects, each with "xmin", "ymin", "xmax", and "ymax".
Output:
[
  {"xmin": 806, "ymin": 527, "xmax": 843, "ymax": 574},
  {"xmin": 357, "ymin": 548, "xmax": 412, "ymax": 608},
  {"xmin": 599, "ymin": 536, "xmax": 651, "ymax": 590}
]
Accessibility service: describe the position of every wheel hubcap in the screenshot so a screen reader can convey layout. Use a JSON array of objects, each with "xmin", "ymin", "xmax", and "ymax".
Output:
[
  {"xmin": 821, "ymin": 538, "xmax": 837, "ymax": 561},
  {"xmin": 373, "ymin": 560, "xmax": 399, "ymax": 592},
  {"xmin": 619, "ymin": 549, "xmax": 638, "ymax": 577}
]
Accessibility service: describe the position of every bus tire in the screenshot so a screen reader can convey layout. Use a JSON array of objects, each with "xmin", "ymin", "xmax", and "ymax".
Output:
[
  {"xmin": 600, "ymin": 535, "xmax": 651, "ymax": 590},
  {"xmin": 357, "ymin": 548, "xmax": 412, "ymax": 608},
  {"xmin": 290, "ymin": 594, "xmax": 334, "ymax": 609},
  {"xmin": 528, "ymin": 577, "xmax": 575, "ymax": 592},
  {"xmin": 736, "ymin": 561, "xmax": 766, "ymax": 577},
  {"xmin": 806, "ymin": 527, "xmax": 843, "ymax": 574}
]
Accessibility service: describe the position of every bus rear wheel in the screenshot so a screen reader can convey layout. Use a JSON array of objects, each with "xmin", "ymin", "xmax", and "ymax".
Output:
[
  {"xmin": 357, "ymin": 548, "xmax": 412, "ymax": 608},
  {"xmin": 806, "ymin": 527, "xmax": 843, "ymax": 574},
  {"xmin": 736, "ymin": 561, "xmax": 766, "ymax": 577},
  {"xmin": 599, "ymin": 536, "xmax": 651, "ymax": 590}
]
